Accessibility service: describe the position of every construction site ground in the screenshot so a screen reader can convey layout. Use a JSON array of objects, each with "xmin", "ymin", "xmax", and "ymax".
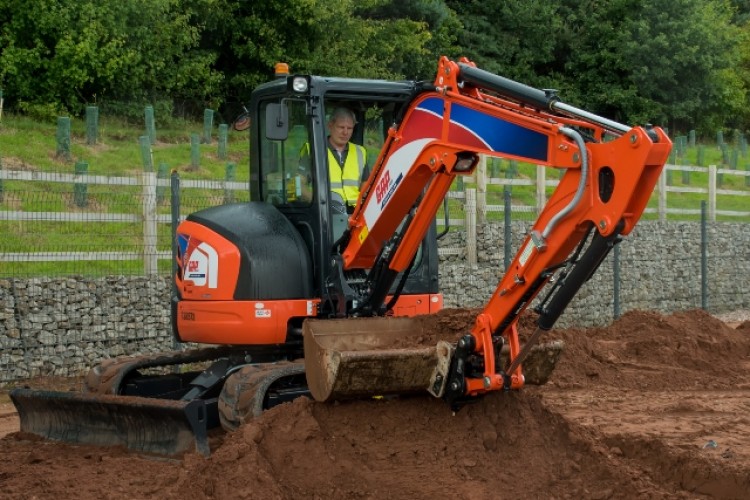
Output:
[{"xmin": 1, "ymin": 308, "xmax": 749, "ymax": 499}]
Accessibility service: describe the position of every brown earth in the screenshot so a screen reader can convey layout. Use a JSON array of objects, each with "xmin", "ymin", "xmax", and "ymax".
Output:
[{"xmin": 1, "ymin": 309, "xmax": 749, "ymax": 499}]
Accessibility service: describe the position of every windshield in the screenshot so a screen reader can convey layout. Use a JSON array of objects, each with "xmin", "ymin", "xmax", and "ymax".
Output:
[{"xmin": 259, "ymin": 99, "xmax": 311, "ymax": 207}]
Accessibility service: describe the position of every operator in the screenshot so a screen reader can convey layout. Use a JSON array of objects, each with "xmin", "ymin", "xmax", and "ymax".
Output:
[{"xmin": 298, "ymin": 107, "xmax": 369, "ymax": 213}]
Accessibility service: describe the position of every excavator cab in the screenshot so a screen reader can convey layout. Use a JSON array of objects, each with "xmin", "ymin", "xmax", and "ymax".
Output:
[{"xmin": 229, "ymin": 73, "xmax": 445, "ymax": 325}]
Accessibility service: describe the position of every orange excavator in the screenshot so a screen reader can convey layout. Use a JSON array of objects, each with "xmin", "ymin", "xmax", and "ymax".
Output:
[{"xmin": 11, "ymin": 57, "xmax": 671, "ymax": 456}]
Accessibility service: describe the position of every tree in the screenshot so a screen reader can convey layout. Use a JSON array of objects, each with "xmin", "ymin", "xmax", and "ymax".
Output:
[
  {"xmin": 444, "ymin": 0, "xmax": 565, "ymax": 85},
  {"xmin": 211, "ymin": 0, "xmax": 452, "ymax": 104},
  {"xmin": 0, "ymin": 0, "xmax": 222, "ymax": 115}
]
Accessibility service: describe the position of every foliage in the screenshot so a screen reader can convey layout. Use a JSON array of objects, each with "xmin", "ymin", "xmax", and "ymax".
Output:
[
  {"xmin": 0, "ymin": 0, "xmax": 222, "ymax": 114},
  {"xmin": 1, "ymin": 0, "xmax": 750, "ymax": 133}
]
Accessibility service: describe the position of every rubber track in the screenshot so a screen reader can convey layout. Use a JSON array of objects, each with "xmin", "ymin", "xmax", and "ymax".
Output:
[{"xmin": 218, "ymin": 362, "xmax": 305, "ymax": 432}]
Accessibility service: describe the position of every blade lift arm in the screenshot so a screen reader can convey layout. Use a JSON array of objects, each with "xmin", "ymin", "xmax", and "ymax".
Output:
[{"xmin": 334, "ymin": 57, "xmax": 673, "ymax": 408}]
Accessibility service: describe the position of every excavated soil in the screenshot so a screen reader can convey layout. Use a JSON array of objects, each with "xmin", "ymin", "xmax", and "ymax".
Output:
[{"xmin": 1, "ymin": 309, "xmax": 750, "ymax": 499}]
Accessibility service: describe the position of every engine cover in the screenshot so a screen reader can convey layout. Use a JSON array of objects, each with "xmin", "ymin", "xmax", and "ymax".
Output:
[{"xmin": 179, "ymin": 202, "xmax": 313, "ymax": 300}]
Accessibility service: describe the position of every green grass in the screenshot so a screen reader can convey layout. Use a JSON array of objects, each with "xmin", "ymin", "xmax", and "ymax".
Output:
[
  {"xmin": 0, "ymin": 112, "xmax": 254, "ymax": 277},
  {"xmin": 2, "ymin": 115, "xmax": 749, "ymax": 277},
  {"xmin": 0, "ymin": 113, "xmax": 250, "ymax": 180}
]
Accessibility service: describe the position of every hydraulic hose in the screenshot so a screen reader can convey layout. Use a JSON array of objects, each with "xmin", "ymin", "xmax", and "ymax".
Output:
[{"xmin": 541, "ymin": 127, "xmax": 589, "ymax": 240}]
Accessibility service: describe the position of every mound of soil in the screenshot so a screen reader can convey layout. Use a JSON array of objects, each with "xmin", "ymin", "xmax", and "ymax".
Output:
[{"xmin": 1, "ymin": 308, "xmax": 749, "ymax": 499}]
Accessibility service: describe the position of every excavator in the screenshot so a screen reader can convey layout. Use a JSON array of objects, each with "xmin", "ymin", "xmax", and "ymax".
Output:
[{"xmin": 11, "ymin": 57, "xmax": 671, "ymax": 456}]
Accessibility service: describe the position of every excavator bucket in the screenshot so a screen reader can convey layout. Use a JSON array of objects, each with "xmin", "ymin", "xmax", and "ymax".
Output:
[
  {"xmin": 303, "ymin": 316, "xmax": 564, "ymax": 402},
  {"xmin": 10, "ymin": 388, "xmax": 211, "ymax": 456}
]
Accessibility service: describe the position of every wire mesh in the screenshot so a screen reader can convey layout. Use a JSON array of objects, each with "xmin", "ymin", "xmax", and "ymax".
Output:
[{"xmin": 1, "ymin": 167, "xmax": 749, "ymax": 383}]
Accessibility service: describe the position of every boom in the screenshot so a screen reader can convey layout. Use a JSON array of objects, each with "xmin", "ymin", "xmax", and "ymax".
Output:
[{"xmin": 339, "ymin": 56, "xmax": 672, "ymax": 406}]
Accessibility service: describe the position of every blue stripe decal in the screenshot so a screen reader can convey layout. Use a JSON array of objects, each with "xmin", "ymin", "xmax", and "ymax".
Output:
[
  {"xmin": 451, "ymin": 104, "xmax": 548, "ymax": 162},
  {"xmin": 416, "ymin": 97, "xmax": 548, "ymax": 162},
  {"xmin": 417, "ymin": 96, "xmax": 445, "ymax": 116}
]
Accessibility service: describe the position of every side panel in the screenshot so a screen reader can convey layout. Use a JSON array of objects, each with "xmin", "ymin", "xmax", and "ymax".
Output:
[
  {"xmin": 387, "ymin": 293, "xmax": 443, "ymax": 317},
  {"xmin": 177, "ymin": 299, "xmax": 319, "ymax": 345}
]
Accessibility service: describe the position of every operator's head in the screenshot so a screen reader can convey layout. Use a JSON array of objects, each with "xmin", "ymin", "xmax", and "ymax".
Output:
[{"xmin": 327, "ymin": 107, "xmax": 356, "ymax": 150}]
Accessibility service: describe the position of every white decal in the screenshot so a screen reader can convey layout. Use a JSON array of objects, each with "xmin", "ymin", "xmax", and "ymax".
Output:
[
  {"xmin": 187, "ymin": 242, "xmax": 219, "ymax": 288},
  {"xmin": 363, "ymin": 138, "xmax": 435, "ymax": 229},
  {"xmin": 518, "ymin": 241, "xmax": 534, "ymax": 267}
]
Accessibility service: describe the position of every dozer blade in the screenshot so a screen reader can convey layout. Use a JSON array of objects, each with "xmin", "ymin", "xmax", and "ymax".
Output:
[
  {"xmin": 10, "ymin": 388, "xmax": 211, "ymax": 456},
  {"xmin": 303, "ymin": 317, "xmax": 564, "ymax": 402}
]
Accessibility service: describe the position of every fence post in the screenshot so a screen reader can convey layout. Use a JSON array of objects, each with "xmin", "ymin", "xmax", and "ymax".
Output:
[
  {"xmin": 85, "ymin": 106, "xmax": 98, "ymax": 145},
  {"xmin": 708, "ymin": 164, "xmax": 717, "ymax": 222},
  {"xmin": 701, "ymin": 200, "xmax": 708, "ymax": 310},
  {"xmin": 170, "ymin": 170, "xmax": 181, "ymax": 349},
  {"xmin": 465, "ymin": 188, "xmax": 477, "ymax": 266},
  {"xmin": 658, "ymin": 167, "xmax": 667, "ymax": 221},
  {"xmin": 74, "ymin": 161, "xmax": 88, "ymax": 207},
  {"xmin": 688, "ymin": 130, "xmax": 696, "ymax": 148},
  {"xmin": 0, "ymin": 156, "xmax": 4, "ymax": 202},
  {"xmin": 142, "ymin": 171, "xmax": 158, "ymax": 275},
  {"xmin": 145, "ymin": 105, "xmax": 156, "ymax": 145},
  {"xmin": 218, "ymin": 123, "xmax": 228, "ymax": 160},
  {"xmin": 503, "ymin": 187, "xmax": 512, "ymax": 270},
  {"xmin": 0, "ymin": 88, "xmax": 3, "ymax": 122},
  {"xmin": 56, "ymin": 117, "xmax": 71, "ymax": 161},
  {"xmin": 203, "ymin": 109, "xmax": 214, "ymax": 144},
  {"xmin": 535, "ymin": 164, "xmax": 545, "ymax": 215},
  {"xmin": 139, "ymin": 135, "xmax": 153, "ymax": 171},
  {"xmin": 476, "ymin": 155, "xmax": 487, "ymax": 225}
]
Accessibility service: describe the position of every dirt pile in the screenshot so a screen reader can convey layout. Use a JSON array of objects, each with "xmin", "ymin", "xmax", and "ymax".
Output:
[
  {"xmin": 0, "ymin": 308, "xmax": 749, "ymax": 499},
  {"xmin": 547, "ymin": 309, "xmax": 750, "ymax": 390}
]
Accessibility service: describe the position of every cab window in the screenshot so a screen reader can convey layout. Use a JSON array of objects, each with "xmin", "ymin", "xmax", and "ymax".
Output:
[{"xmin": 259, "ymin": 99, "xmax": 311, "ymax": 207}]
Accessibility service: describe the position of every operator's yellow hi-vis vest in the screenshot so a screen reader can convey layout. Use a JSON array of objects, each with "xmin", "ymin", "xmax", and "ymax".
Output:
[
  {"xmin": 297, "ymin": 142, "xmax": 367, "ymax": 205},
  {"xmin": 328, "ymin": 144, "xmax": 366, "ymax": 206}
]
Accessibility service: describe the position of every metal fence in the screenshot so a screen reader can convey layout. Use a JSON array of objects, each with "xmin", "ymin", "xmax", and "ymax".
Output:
[
  {"xmin": 1, "ymin": 160, "xmax": 749, "ymax": 277},
  {"xmin": 1, "ymin": 164, "xmax": 749, "ymax": 382}
]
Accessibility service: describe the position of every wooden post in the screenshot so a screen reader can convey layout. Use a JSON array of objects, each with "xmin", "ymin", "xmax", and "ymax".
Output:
[
  {"xmin": 143, "ymin": 171, "xmax": 158, "ymax": 275},
  {"xmin": 465, "ymin": 188, "xmax": 477, "ymax": 266},
  {"xmin": 536, "ymin": 164, "xmax": 546, "ymax": 215},
  {"xmin": 658, "ymin": 166, "xmax": 667, "ymax": 221},
  {"xmin": 476, "ymin": 155, "xmax": 487, "ymax": 225}
]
